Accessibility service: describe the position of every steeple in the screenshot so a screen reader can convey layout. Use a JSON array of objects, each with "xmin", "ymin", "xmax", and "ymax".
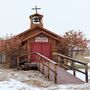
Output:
[{"xmin": 29, "ymin": 6, "xmax": 43, "ymax": 29}]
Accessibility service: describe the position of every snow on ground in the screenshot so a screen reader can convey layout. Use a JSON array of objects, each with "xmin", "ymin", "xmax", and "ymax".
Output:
[
  {"xmin": 0, "ymin": 65, "xmax": 90, "ymax": 90},
  {"xmin": 0, "ymin": 78, "xmax": 43, "ymax": 90},
  {"xmin": 67, "ymin": 69, "xmax": 90, "ymax": 82},
  {"xmin": 84, "ymin": 56, "xmax": 90, "ymax": 60},
  {"xmin": 46, "ymin": 83, "xmax": 90, "ymax": 90},
  {"xmin": 0, "ymin": 67, "xmax": 55, "ymax": 90}
]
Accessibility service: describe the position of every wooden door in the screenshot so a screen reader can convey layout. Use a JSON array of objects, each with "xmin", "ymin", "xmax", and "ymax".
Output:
[
  {"xmin": 31, "ymin": 43, "xmax": 51, "ymax": 62},
  {"xmin": 42, "ymin": 43, "xmax": 51, "ymax": 59}
]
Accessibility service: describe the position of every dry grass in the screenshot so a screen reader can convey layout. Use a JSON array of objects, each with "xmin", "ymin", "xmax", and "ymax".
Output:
[
  {"xmin": 75, "ymin": 54, "xmax": 90, "ymax": 63},
  {"xmin": 73, "ymin": 54, "xmax": 90, "ymax": 68}
]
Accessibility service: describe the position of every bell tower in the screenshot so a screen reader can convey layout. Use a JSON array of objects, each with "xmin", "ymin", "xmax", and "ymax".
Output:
[{"xmin": 29, "ymin": 6, "xmax": 43, "ymax": 29}]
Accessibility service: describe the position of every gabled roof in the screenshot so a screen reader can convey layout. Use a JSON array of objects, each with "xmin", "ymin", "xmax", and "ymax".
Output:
[
  {"xmin": 17, "ymin": 26, "xmax": 63, "ymax": 42},
  {"xmin": 23, "ymin": 31, "xmax": 60, "ymax": 41}
]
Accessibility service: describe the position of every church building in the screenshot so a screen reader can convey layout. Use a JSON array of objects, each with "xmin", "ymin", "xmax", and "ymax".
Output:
[
  {"xmin": 0, "ymin": 6, "xmax": 64, "ymax": 67},
  {"xmin": 16, "ymin": 6, "xmax": 63, "ymax": 64}
]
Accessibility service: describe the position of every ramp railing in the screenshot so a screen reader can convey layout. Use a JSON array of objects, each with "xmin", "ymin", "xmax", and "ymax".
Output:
[
  {"xmin": 32, "ymin": 52, "xmax": 57, "ymax": 83},
  {"xmin": 52, "ymin": 52, "xmax": 88, "ymax": 82}
]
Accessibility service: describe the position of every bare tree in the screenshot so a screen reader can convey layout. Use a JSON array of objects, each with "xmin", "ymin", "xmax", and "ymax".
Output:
[
  {"xmin": 0, "ymin": 35, "xmax": 27, "ymax": 68},
  {"xmin": 57, "ymin": 30, "xmax": 87, "ymax": 57}
]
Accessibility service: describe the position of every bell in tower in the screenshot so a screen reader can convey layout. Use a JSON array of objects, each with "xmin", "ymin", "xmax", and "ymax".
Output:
[
  {"xmin": 32, "ymin": 16, "xmax": 40, "ymax": 23},
  {"xmin": 29, "ymin": 6, "xmax": 43, "ymax": 28}
]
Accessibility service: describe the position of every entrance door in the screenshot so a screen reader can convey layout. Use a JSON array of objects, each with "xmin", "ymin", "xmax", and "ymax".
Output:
[{"xmin": 31, "ymin": 43, "xmax": 51, "ymax": 62}]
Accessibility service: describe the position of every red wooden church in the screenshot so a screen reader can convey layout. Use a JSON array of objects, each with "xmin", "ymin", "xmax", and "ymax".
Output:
[{"xmin": 16, "ymin": 6, "xmax": 62, "ymax": 64}]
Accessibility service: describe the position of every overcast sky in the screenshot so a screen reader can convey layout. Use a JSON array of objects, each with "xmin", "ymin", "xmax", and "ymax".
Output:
[{"xmin": 0, "ymin": 0, "xmax": 90, "ymax": 39}]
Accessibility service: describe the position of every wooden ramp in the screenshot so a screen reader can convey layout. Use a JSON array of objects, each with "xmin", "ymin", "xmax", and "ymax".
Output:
[
  {"xmin": 55, "ymin": 66, "xmax": 84, "ymax": 84},
  {"xmin": 42, "ymin": 63, "xmax": 84, "ymax": 84},
  {"xmin": 32, "ymin": 52, "xmax": 88, "ymax": 84}
]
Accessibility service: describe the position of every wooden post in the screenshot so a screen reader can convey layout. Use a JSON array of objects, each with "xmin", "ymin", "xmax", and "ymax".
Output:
[
  {"xmin": 36, "ymin": 55, "xmax": 38, "ymax": 68},
  {"xmin": 85, "ymin": 64, "xmax": 88, "ymax": 82},
  {"xmin": 64, "ymin": 58, "xmax": 67, "ymax": 70},
  {"xmin": 27, "ymin": 40, "xmax": 30, "ymax": 63},
  {"xmin": 58, "ymin": 56, "xmax": 60, "ymax": 66},
  {"xmin": 64, "ymin": 58, "xmax": 68, "ymax": 65},
  {"xmin": 42, "ymin": 58, "xmax": 44, "ymax": 74},
  {"xmin": 54, "ymin": 64, "xmax": 57, "ymax": 84},
  {"xmin": 47, "ymin": 61, "xmax": 50, "ymax": 79},
  {"xmin": 38, "ymin": 56, "xmax": 40, "ymax": 71},
  {"xmin": 72, "ymin": 61, "xmax": 76, "ymax": 76},
  {"xmin": 17, "ymin": 57, "xmax": 19, "ymax": 68}
]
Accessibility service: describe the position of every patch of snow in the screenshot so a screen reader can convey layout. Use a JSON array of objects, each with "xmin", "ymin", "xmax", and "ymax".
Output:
[
  {"xmin": 41, "ymin": 83, "xmax": 90, "ymax": 90},
  {"xmin": 57, "ymin": 83, "xmax": 90, "ymax": 90},
  {"xmin": 67, "ymin": 69, "xmax": 90, "ymax": 82},
  {"xmin": 88, "ymin": 63, "xmax": 90, "ymax": 66},
  {"xmin": 0, "ymin": 79, "xmax": 40, "ymax": 90},
  {"xmin": 0, "ymin": 72, "xmax": 2, "ymax": 74},
  {"xmin": 84, "ymin": 57, "xmax": 90, "ymax": 59},
  {"xmin": 67, "ymin": 70, "xmax": 85, "ymax": 81}
]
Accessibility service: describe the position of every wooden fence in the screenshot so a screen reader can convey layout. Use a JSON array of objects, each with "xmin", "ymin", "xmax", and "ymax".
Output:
[
  {"xmin": 52, "ymin": 52, "xmax": 88, "ymax": 83},
  {"xmin": 32, "ymin": 52, "xmax": 57, "ymax": 83}
]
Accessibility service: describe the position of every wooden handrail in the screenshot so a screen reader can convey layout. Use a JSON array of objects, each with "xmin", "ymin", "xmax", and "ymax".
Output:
[
  {"xmin": 53, "ymin": 52, "xmax": 88, "ymax": 65},
  {"xmin": 34, "ymin": 52, "xmax": 57, "ymax": 64},
  {"xmin": 53, "ymin": 52, "xmax": 88, "ymax": 83},
  {"xmin": 32, "ymin": 52, "xmax": 57, "ymax": 83}
]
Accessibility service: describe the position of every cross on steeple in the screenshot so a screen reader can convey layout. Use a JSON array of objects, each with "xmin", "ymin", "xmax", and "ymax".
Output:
[{"xmin": 32, "ymin": 6, "xmax": 41, "ymax": 14}]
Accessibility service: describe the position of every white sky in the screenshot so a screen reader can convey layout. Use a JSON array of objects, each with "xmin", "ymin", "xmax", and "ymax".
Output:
[{"xmin": 0, "ymin": 0, "xmax": 90, "ymax": 39}]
